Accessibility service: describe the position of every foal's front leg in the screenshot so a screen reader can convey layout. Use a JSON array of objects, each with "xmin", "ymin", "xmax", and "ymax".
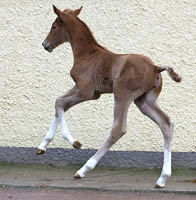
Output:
[
  {"xmin": 74, "ymin": 94, "xmax": 132, "ymax": 178},
  {"xmin": 55, "ymin": 85, "xmax": 99, "ymax": 149},
  {"xmin": 37, "ymin": 117, "xmax": 59, "ymax": 154},
  {"xmin": 56, "ymin": 107, "xmax": 82, "ymax": 149},
  {"xmin": 37, "ymin": 86, "xmax": 81, "ymax": 154}
]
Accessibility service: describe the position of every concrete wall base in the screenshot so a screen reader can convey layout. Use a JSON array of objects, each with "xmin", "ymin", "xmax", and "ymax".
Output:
[{"xmin": 0, "ymin": 147, "xmax": 195, "ymax": 168}]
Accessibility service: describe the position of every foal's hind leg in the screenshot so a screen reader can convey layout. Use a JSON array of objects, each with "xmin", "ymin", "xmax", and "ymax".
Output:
[{"xmin": 135, "ymin": 86, "xmax": 174, "ymax": 188}]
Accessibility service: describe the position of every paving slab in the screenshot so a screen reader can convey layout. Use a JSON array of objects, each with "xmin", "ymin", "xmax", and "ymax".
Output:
[{"xmin": 0, "ymin": 164, "xmax": 195, "ymax": 194}]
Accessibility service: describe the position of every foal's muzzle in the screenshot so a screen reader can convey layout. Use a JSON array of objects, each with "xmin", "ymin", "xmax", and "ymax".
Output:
[{"xmin": 42, "ymin": 40, "xmax": 53, "ymax": 52}]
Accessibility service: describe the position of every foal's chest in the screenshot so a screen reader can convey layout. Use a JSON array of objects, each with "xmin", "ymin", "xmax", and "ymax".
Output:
[{"xmin": 71, "ymin": 61, "xmax": 114, "ymax": 94}]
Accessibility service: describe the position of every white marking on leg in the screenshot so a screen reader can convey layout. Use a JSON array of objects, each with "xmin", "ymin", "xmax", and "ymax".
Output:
[
  {"xmin": 156, "ymin": 148, "xmax": 171, "ymax": 187},
  {"xmin": 58, "ymin": 109, "xmax": 76, "ymax": 145},
  {"xmin": 76, "ymin": 158, "xmax": 97, "ymax": 177},
  {"xmin": 38, "ymin": 117, "xmax": 59, "ymax": 151},
  {"xmin": 156, "ymin": 121, "xmax": 173, "ymax": 188}
]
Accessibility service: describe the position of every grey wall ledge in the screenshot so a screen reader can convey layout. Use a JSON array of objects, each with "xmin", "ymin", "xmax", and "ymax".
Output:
[{"xmin": 0, "ymin": 147, "xmax": 195, "ymax": 168}]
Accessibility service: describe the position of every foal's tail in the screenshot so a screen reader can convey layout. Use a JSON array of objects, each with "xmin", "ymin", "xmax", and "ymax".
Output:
[{"xmin": 156, "ymin": 66, "xmax": 182, "ymax": 82}]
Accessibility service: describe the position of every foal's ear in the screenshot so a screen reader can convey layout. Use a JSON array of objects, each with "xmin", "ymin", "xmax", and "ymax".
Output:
[
  {"xmin": 74, "ymin": 6, "xmax": 83, "ymax": 16},
  {"xmin": 53, "ymin": 5, "xmax": 63, "ymax": 17}
]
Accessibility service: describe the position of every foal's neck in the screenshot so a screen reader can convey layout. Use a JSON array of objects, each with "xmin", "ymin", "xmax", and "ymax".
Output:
[{"xmin": 67, "ymin": 18, "xmax": 105, "ymax": 59}]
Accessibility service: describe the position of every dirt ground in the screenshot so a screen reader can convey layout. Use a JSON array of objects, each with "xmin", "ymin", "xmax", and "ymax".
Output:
[{"xmin": 0, "ymin": 188, "xmax": 196, "ymax": 200}]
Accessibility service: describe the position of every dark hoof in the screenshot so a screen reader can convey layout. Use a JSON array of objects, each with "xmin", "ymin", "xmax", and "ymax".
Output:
[
  {"xmin": 36, "ymin": 149, "xmax": 45, "ymax": 155},
  {"xmin": 74, "ymin": 173, "xmax": 81, "ymax": 179},
  {"xmin": 73, "ymin": 141, "xmax": 82, "ymax": 149},
  {"xmin": 154, "ymin": 184, "xmax": 163, "ymax": 189}
]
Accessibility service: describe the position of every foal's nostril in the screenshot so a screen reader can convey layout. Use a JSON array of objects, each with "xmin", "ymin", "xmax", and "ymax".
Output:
[
  {"xmin": 43, "ymin": 45, "xmax": 49, "ymax": 50},
  {"xmin": 42, "ymin": 40, "xmax": 52, "ymax": 52}
]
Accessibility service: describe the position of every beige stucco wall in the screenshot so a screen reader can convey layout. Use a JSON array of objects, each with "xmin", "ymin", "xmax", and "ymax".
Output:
[{"xmin": 0, "ymin": 0, "xmax": 195, "ymax": 152}]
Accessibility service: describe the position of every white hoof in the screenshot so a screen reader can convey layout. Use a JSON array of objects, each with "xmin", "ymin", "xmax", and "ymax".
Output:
[{"xmin": 155, "ymin": 174, "xmax": 169, "ymax": 188}]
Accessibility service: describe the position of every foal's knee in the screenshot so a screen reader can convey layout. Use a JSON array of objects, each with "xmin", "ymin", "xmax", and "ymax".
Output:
[
  {"xmin": 55, "ymin": 97, "xmax": 65, "ymax": 117},
  {"xmin": 55, "ymin": 97, "xmax": 69, "ymax": 113},
  {"xmin": 55, "ymin": 97, "xmax": 65, "ymax": 109}
]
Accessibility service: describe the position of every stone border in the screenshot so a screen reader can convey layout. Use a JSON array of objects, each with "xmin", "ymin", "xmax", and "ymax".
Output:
[{"xmin": 0, "ymin": 147, "xmax": 195, "ymax": 168}]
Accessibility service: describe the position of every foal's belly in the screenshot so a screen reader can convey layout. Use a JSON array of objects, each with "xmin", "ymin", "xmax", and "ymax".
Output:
[{"xmin": 94, "ymin": 77, "xmax": 113, "ymax": 94}]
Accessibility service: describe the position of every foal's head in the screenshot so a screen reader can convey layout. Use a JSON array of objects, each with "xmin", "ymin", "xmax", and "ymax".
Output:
[{"xmin": 42, "ymin": 5, "xmax": 83, "ymax": 52}]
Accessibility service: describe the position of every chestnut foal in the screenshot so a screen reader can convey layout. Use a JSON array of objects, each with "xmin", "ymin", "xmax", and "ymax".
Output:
[{"xmin": 38, "ymin": 5, "xmax": 181, "ymax": 188}]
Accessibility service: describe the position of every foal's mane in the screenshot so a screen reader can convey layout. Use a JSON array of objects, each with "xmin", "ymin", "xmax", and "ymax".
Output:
[{"xmin": 76, "ymin": 17, "xmax": 107, "ymax": 50}]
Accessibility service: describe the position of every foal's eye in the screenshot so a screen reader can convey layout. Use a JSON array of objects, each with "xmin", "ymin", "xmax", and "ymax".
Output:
[{"xmin": 52, "ymin": 26, "xmax": 56, "ymax": 30}]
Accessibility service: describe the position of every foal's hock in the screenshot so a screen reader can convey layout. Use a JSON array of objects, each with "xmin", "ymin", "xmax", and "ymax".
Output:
[{"xmin": 38, "ymin": 5, "xmax": 181, "ymax": 188}]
